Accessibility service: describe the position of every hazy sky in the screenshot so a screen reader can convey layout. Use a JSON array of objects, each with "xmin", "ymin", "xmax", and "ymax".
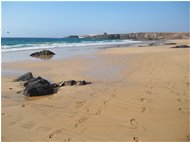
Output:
[{"xmin": 2, "ymin": 1, "xmax": 190, "ymax": 37}]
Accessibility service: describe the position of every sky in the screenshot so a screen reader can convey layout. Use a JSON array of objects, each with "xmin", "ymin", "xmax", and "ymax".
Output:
[{"xmin": 1, "ymin": 1, "xmax": 190, "ymax": 37}]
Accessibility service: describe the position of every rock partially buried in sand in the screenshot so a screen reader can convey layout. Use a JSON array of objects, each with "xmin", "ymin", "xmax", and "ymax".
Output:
[
  {"xmin": 149, "ymin": 42, "xmax": 160, "ymax": 46},
  {"xmin": 30, "ymin": 50, "xmax": 55, "ymax": 60},
  {"xmin": 171, "ymin": 45, "xmax": 190, "ymax": 48},
  {"xmin": 15, "ymin": 73, "xmax": 56, "ymax": 97},
  {"xmin": 15, "ymin": 72, "xmax": 33, "ymax": 81},
  {"xmin": 164, "ymin": 42, "xmax": 176, "ymax": 45},
  {"xmin": 58, "ymin": 80, "xmax": 91, "ymax": 87},
  {"xmin": 64, "ymin": 80, "xmax": 77, "ymax": 86},
  {"xmin": 24, "ymin": 77, "xmax": 55, "ymax": 97},
  {"xmin": 15, "ymin": 72, "xmax": 92, "ymax": 97},
  {"xmin": 77, "ymin": 80, "xmax": 91, "ymax": 85}
]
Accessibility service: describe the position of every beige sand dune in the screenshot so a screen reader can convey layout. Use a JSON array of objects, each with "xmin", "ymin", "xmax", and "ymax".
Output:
[{"xmin": 2, "ymin": 39, "xmax": 190, "ymax": 142}]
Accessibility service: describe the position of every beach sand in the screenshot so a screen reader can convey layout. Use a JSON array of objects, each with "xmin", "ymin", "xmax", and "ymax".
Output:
[{"xmin": 2, "ymin": 39, "xmax": 190, "ymax": 142}]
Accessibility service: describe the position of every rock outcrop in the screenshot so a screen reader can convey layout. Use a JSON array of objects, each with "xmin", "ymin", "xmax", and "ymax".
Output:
[
  {"xmin": 15, "ymin": 73, "xmax": 92, "ymax": 97},
  {"xmin": 58, "ymin": 80, "xmax": 91, "ymax": 87},
  {"xmin": 171, "ymin": 45, "xmax": 190, "ymax": 48},
  {"xmin": 83, "ymin": 34, "xmax": 120, "ymax": 39},
  {"xmin": 65, "ymin": 35, "xmax": 79, "ymax": 38},
  {"xmin": 30, "ymin": 50, "xmax": 55, "ymax": 60},
  {"xmin": 81, "ymin": 32, "xmax": 189, "ymax": 40},
  {"xmin": 15, "ymin": 72, "xmax": 33, "ymax": 81},
  {"xmin": 24, "ymin": 77, "xmax": 55, "ymax": 97},
  {"xmin": 119, "ymin": 32, "xmax": 189, "ymax": 40}
]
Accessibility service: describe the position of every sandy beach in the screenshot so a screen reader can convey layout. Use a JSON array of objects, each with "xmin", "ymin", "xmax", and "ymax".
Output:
[{"xmin": 2, "ymin": 39, "xmax": 190, "ymax": 142}]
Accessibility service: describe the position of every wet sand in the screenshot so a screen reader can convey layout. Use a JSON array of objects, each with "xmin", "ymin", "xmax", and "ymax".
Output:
[{"xmin": 2, "ymin": 39, "xmax": 190, "ymax": 142}]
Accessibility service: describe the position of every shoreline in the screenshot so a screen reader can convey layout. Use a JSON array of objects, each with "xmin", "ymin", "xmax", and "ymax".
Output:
[
  {"xmin": 2, "ymin": 40, "xmax": 142, "ymax": 63},
  {"xmin": 2, "ymin": 38, "xmax": 190, "ymax": 142}
]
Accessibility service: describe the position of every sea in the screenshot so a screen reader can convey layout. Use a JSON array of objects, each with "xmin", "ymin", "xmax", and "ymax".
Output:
[{"xmin": 1, "ymin": 37, "xmax": 140, "ymax": 62}]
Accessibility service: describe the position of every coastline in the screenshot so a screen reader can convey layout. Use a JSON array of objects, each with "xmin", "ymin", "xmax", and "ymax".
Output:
[
  {"xmin": 1, "ymin": 40, "xmax": 141, "ymax": 63},
  {"xmin": 2, "ymin": 38, "xmax": 190, "ymax": 142}
]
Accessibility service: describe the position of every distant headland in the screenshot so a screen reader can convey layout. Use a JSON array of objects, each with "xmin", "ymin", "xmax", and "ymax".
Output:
[{"xmin": 65, "ymin": 32, "xmax": 190, "ymax": 40}]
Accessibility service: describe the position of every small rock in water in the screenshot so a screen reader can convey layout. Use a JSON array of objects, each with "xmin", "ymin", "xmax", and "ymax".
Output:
[
  {"xmin": 30, "ymin": 50, "xmax": 55, "ymax": 60},
  {"xmin": 149, "ymin": 42, "xmax": 160, "ymax": 46}
]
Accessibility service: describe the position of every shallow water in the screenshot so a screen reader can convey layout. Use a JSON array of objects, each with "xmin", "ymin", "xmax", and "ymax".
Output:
[{"xmin": 1, "ymin": 40, "xmax": 141, "ymax": 63}]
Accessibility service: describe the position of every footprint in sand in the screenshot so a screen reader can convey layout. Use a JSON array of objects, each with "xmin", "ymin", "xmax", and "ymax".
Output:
[
  {"xmin": 21, "ymin": 122, "xmax": 35, "ymax": 129},
  {"xmin": 130, "ymin": 118, "xmax": 137, "ymax": 126},
  {"xmin": 9, "ymin": 117, "xmax": 22, "ymax": 126},
  {"xmin": 49, "ymin": 129, "xmax": 64, "ymax": 139},
  {"xmin": 64, "ymin": 138, "xmax": 72, "ymax": 142},
  {"xmin": 186, "ymin": 135, "xmax": 190, "ymax": 141},
  {"xmin": 95, "ymin": 109, "xmax": 101, "ymax": 115},
  {"xmin": 149, "ymin": 86, "xmax": 154, "ymax": 89},
  {"xmin": 103, "ymin": 98, "xmax": 111, "ymax": 105},
  {"xmin": 75, "ymin": 117, "xmax": 89, "ymax": 128},
  {"xmin": 76, "ymin": 101, "xmax": 86, "ymax": 108},
  {"xmin": 177, "ymin": 98, "xmax": 182, "ymax": 102},
  {"xmin": 139, "ymin": 98, "xmax": 146, "ymax": 102},
  {"xmin": 37, "ymin": 126, "xmax": 52, "ymax": 132},
  {"xmin": 141, "ymin": 107, "xmax": 148, "ymax": 113},
  {"xmin": 112, "ymin": 93, "xmax": 116, "ymax": 97},
  {"xmin": 21, "ymin": 104, "xmax": 27, "ymax": 107},
  {"xmin": 133, "ymin": 136, "xmax": 140, "ymax": 142},
  {"xmin": 86, "ymin": 108, "xmax": 90, "ymax": 112},
  {"xmin": 129, "ymin": 118, "xmax": 146, "ymax": 130},
  {"xmin": 178, "ymin": 107, "xmax": 185, "ymax": 113}
]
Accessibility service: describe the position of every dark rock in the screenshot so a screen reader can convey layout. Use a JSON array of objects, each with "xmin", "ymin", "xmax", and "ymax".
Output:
[
  {"xmin": 21, "ymin": 104, "xmax": 26, "ymax": 107},
  {"xmin": 30, "ymin": 50, "xmax": 55, "ymax": 60},
  {"xmin": 57, "ymin": 80, "xmax": 91, "ymax": 87},
  {"xmin": 51, "ymin": 83, "xmax": 59, "ymax": 88},
  {"xmin": 149, "ymin": 42, "xmax": 160, "ymax": 46},
  {"xmin": 15, "ymin": 72, "xmax": 92, "ymax": 97},
  {"xmin": 77, "ymin": 80, "xmax": 91, "ymax": 85},
  {"xmin": 17, "ymin": 91, "xmax": 22, "ymax": 94},
  {"xmin": 64, "ymin": 80, "xmax": 77, "ymax": 86},
  {"xmin": 164, "ymin": 43, "xmax": 176, "ymax": 45},
  {"xmin": 171, "ymin": 45, "xmax": 190, "ymax": 48},
  {"xmin": 58, "ymin": 81, "xmax": 65, "ymax": 87},
  {"xmin": 66, "ymin": 35, "xmax": 79, "ymax": 38},
  {"xmin": 24, "ymin": 78, "xmax": 55, "ymax": 97},
  {"xmin": 23, "ymin": 77, "xmax": 42, "ymax": 87},
  {"xmin": 15, "ymin": 72, "xmax": 33, "ymax": 81}
]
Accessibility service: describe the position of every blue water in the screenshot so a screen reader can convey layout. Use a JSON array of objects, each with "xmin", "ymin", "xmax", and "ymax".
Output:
[{"xmin": 1, "ymin": 37, "xmax": 139, "ymax": 52}]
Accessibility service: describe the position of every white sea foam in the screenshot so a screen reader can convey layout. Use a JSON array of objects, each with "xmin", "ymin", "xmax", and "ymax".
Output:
[{"xmin": 1, "ymin": 40, "xmax": 140, "ymax": 53}]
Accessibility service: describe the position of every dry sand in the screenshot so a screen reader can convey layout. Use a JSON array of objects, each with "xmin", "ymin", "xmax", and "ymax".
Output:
[{"xmin": 2, "ymin": 39, "xmax": 190, "ymax": 142}]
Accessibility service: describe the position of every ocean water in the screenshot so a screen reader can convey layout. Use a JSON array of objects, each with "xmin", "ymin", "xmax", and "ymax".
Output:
[
  {"xmin": 1, "ymin": 37, "xmax": 139, "ymax": 52},
  {"xmin": 1, "ymin": 37, "xmax": 140, "ymax": 63}
]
